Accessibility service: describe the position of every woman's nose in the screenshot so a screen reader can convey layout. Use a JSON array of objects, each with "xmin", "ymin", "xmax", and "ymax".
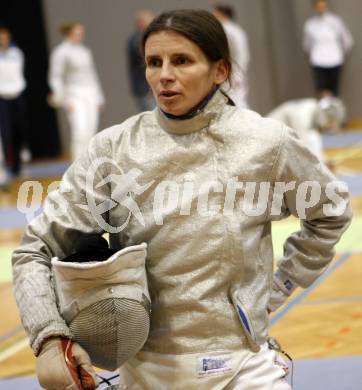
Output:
[{"xmin": 160, "ymin": 62, "xmax": 175, "ymax": 83}]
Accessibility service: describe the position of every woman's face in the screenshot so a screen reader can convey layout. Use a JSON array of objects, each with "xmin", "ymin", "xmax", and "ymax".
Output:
[
  {"xmin": 68, "ymin": 24, "xmax": 85, "ymax": 43},
  {"xmin": 314, "ymin": 1, "xmax": 328, "ymax": 14},
  {"xmin": 145, "ymin": 30, "xmax": 228, "ymax": 116},
  {"xmin": 0, "ymin": 30, "xmax": 10, "ymax": 48}
]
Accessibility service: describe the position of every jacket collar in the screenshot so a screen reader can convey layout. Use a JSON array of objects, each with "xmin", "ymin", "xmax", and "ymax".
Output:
[{"xmin": 155, "ymin": 89, "xmax": 228, "ymax": 135}]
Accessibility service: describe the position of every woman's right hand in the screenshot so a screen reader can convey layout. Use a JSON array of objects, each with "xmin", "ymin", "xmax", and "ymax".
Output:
[
  {"xmin": 36, "ymin": 336, "xmax": 98, "ymax": 390},
  {"xmin": 47, "ymin": 93, "xmax": 61, "ymax": 108}
]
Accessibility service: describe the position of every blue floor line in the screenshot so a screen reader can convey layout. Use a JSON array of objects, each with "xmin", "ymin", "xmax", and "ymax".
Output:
[
  {"xmin": 20, "ymin": 161, "xmax": 70, "ymax": 179},
  {"xmin": 299, "ymin": 295, "xmax": 362, "ymax": 305},
  {"xmin": 0, "ymin": 325, "xmax": 23, "ymax": 343},
  {"xmin": 339, "ymin": 174, "xmax": 362, "ymax": 196},
  {"xmin": 0, "ymin": 206, "xmax": 42, "ymax": 229},
  {"xmin": 293, "ymin": 355, "xmax": 362, "ymax": 390},
  {"xmin": 322, "ymin": 131, "xmax": 362, "ymax": 148},
  {"xmin": 270, "ymin": 252, "xmax": 352, "ymax": 327}
]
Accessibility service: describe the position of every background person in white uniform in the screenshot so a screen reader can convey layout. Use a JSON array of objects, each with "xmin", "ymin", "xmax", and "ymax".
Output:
[
  {"xmin": 268, "ymin": 99, "xmax": 325, "ymax": 162},
  {"xmin": 0, "ymin": 26, "xmax": 28, "ymax": 188},
  {"xmin": 213, "ymin": 4, "xmax": 250, "ymax": 108},
  {"xmin": 303, "ymin": 0, "xmax": 354, "ymax": 96},
  {"xmin": 267, "ymin": 96, "xmax": 346, "ymax": 163},
  {"xmin": 49, "ymin": 22, "xmax": 105, "ymax": 160}
]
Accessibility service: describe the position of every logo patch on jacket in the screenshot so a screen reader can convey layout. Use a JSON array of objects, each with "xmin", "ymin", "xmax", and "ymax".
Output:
[{"xmin": 197, "ymin": 354, "xmax": 233, "ymax": 377}]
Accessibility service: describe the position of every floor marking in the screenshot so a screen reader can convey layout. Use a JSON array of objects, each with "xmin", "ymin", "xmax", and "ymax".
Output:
[
  {"xmin": 300, "ymin": 296, "xmax": 362, "ymax": 305},
  {"xmin": 338, "ymin": 327, "xmax": 351, "ymax": 335},
  {"xmin": 0, "ymin": 338, "xmax": 28, "ymax": 363},
  {"xmin": 351, "ymin": 312, "xmax": 362, "ymax": 320},
  {"xmin": 0, "ymin": 206, "xmax": 42, "ymax": 229},
  {"xmin": 20, "ymin": 161, "xmax": 70, "ymax": 179},
  {"xmin": 329, "ymin": 146, "xmax": 362, "ymax": 163},
  {"xmin": 325, "ymin": 340, "xmax": 338, "ymax": 349},
  {"xmin": 323, "ymin": 131, "xmax": 362, "ymax": 148},
  {"xmin": 0, "ymin": 325, "xmax": 23, "ymax": 343}
]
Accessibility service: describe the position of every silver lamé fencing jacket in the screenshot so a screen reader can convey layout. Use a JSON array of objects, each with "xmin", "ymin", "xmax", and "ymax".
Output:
[{"xmin": 12, "ymin": 90, "xmax": 352, "ymax": 355}]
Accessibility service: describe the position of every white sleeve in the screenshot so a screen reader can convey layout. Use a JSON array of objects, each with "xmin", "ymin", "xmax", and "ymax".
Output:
[
  {"xmin": 236, "ymin": 29, "xmax": 250, "ymax": 72},
  {"xmin": 267, "ymin": 103, "xmax": 290, "ymax": 125},
  {"xmin": 267, "ymin": 102, "xmax": 310, "ymax": 137},
  {"xmin": 89, "ymin": 51, "xmax": 105, "ymax": 106},
  {"xmin": 229, "ymin": 27, "xmax": 250, "ymax": 73},
  {"xmin": 336, "ymin": 16, "xmax": 354, "ymax": 53},
  {"xmin": 17, "ymin": 47, "xmax": 25, "ymax": 73},
  {"xmin": 273, "ymin": 126, "xmax": 352, "ymax": 289},
  {"xmin": 49, "ymin": 46, "xmax": 66, "ymax": 104}
]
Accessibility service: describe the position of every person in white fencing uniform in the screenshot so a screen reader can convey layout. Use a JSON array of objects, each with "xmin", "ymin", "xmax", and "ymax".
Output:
[
  {"xmin": 267, "ymin": 95, "xmax": 346, "ymax": 162},
  {"xmin": 303, "ymin": 0, "xmax": 354, "ymax": 96},
  {"xmin": 0, "ymin": 26, "xmax": 28, "ymax": 185},
  {"xmin": 12, "ymin": 9, "xmax": 352, "ymax": 390},
  {"xmin": 213, "ymin": 5, "xmax": 250, "ymax": 108},
  {"xmin": 49, "ymin": 22, "xmax": 105, "ymax": 160}
]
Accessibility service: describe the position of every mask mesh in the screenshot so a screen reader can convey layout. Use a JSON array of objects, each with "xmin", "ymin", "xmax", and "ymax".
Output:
[{"xmin": 69, "ymin": 297, "xmax": 150, "ymax": 371}]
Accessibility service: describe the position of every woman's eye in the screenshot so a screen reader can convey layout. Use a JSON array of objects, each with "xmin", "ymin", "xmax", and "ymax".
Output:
[
  {"xmin": 175, "ymin": 57, "xmax": 190, "ymax": 65},
  {"xmin": 147, "ymin": 58, "xmax": 161, "ymax": 67}
]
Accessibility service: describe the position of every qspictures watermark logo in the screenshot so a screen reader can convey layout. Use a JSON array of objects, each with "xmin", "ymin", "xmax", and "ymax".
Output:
[
  {"xmin": 85, "ymin": 157, "xmax": 154, "ymax": 233},
  {"xmin": 16, "ymin": 157, "xmax": 349, "ymax": 233}
]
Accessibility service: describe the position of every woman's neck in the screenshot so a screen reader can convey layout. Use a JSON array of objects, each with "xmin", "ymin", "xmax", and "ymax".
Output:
[{"xmin": 66, "ymin": 38, "xmax": 81, "ymax": 45}]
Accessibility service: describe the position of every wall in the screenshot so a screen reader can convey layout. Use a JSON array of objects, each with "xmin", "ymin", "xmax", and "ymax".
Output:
[{"xmin": 42, "ymin": 0, "xmax": 362, "ymax": 150}]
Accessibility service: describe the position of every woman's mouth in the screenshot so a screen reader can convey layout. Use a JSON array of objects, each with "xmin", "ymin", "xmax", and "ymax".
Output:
[{"xmin": 159, "ymin": 91, "xmax": 180, "ymax": 102}]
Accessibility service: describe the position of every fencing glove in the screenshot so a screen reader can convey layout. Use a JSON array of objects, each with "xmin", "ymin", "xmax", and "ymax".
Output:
[
  {"xmin": 268, "ymin": 272, "xmax": 297, "ymax": 312},
  {"xmin": 36, "ymin": 336, "xmax": 98, "ymax": 390}
]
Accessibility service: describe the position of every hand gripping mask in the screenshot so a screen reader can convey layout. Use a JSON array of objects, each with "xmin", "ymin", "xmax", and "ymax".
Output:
[{"xmin": 51, "ymin": 243, "xmax": 151, "ymax": 371}]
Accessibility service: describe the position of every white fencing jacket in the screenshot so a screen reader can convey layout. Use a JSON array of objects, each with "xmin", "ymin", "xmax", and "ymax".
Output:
[
  {"xmin": 303, "ymin": 12, "xmax": 354, "ymax": 67},
  {"xmin": 0, "ymin": 45, "xmax": 26, "ymax": 99},
  {"xmin": 49, "ymin": 40, "xmax": 104, "ymax": 106},
  {"xmin": 221, "ymin": 20, "xmax": 250, "ymax": 108}
]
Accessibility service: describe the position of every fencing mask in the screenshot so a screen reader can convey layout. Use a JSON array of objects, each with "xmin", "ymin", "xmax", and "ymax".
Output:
[
  {"xmin": 314, "ymin": 96, "xmax": 346, "ymax": 133},
  {"xmin": 51, "ymin": 242, "xmax": 151, "ymax": 371}
]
